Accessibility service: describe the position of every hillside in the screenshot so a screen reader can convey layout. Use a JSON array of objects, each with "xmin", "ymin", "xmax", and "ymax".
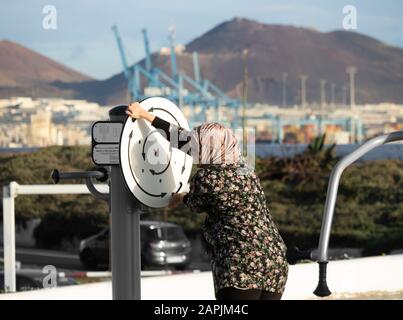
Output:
[
  {"xmin": 0, "ymin": 40, "xmax": 91, "ymax": 86},
  {"xmin": 1, "ymin": 18, "xmax": 403, "ymax": 105},
  {"xmin": 72, "ymin": 17, "xmax": 403, "ymax": 105}
]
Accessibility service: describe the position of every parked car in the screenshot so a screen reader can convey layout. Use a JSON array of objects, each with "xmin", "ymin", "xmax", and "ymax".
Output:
[
  {"xmin": 79, "ymin": 220, "xmax": 192, "ymax": 270},
  {"xmin": 0, "ymin": 269, "xmax": 78, "ymax": 292}
]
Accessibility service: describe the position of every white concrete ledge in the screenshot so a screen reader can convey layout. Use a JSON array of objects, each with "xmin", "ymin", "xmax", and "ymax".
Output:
[
  {"xmin": 1, "ymin": 255, "xmax": 403, "ymax": 300},
  {"xmin": 284, "ymin": 254, "xmax": 403, "ymax": 299}
]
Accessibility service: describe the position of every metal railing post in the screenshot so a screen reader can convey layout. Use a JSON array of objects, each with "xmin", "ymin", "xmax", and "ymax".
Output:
[{"xmin": 2, "ymin": 182, "xmax": 17, "ymax": 292}]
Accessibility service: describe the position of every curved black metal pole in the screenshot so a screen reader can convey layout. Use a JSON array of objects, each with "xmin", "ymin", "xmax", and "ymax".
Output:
[
  {"xmin": 51, "ymin": 167, "xmax": 109, "ymax": 201},
  {"xmin": 85, "ymin": 178, "xmax": 109, "ymax": 201}
]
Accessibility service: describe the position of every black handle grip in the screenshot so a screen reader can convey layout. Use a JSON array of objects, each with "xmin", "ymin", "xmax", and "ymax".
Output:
[
  {"xmin": 51, "ymin": 168, "xmax": 108, "ymax": 184},
  {"xmin": 313, "ymin": 261, "xmax": 331, "ymax": 297}
]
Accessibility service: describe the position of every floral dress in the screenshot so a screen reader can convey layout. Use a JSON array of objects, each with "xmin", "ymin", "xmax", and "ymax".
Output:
[{"xmin": 183, "ymin": 162, "xmax": 289, "ymax": 296}]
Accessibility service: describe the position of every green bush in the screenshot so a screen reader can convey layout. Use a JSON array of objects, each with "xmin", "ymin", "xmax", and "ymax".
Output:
[
  {"xmin": 0, "ymin": 146, "xmax": 109, "ymax": 248},
  {"xmin": 0, "ymin": 144, "xmax": 402, "ymax": 254},
  {"xmin": 33, "ymin": 195, "xmax": 109, "ymax": 249}
]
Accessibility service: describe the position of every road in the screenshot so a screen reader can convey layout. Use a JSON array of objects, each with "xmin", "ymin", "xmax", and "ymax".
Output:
[
  {"xmin": 1, "ymin": 247, "xmax": 211, "ymax": 272},
  {"xmin": 0, "ymin": 247, "xmax": 84, "ymax": 271}
]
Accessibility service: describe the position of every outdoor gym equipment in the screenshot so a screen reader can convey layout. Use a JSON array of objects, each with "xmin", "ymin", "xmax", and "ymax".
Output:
[
  {"xmin": 287, "ymin": 130, "xmax": 403, "ymax": 297},
  {"xmin": 50, "ymin": 97, "xmax": 192, "ymax": 300}
]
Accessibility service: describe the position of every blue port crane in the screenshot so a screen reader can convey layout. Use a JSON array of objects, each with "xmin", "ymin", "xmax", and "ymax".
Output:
[
  {"xmin": 112, "ymin": 24, "xmax": 180, "ymax": 102},
  {"xmin": 111, "ymin": 24, "xmax": 242, "ymax": 128},
  {"xmin": 167, "ymin": 30, "xmax": 241, "ymax": 124},
  {"xmin": 168, "ymin": 26, "xmax": 178, "ymax": 80},
  {"xmin": 111, "ymin": 24, "xmax": 139, "ymax": 100}
]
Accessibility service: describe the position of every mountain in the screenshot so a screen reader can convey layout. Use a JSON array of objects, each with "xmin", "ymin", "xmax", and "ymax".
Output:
[
  {"xmin": 0, "ymin": 39, "xmax": 91, "ymax": 98},
  {"xmin": 2, "ymin": 18, "xmax": 403, "ymax": 105},
  {"xmin": 183, "ymin": 17, "xmax": 403, "ymax": 105}
]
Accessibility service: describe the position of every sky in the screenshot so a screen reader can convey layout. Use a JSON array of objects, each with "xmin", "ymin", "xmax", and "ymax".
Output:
[{"xmin": 1, "ymin": 0, "xmax": 403, "ymax": 80}]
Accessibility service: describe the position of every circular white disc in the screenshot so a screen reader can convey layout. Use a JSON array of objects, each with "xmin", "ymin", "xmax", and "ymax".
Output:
[{"xmin": 120, "ymin": 97, "xmax": 193, "ymax": 208}]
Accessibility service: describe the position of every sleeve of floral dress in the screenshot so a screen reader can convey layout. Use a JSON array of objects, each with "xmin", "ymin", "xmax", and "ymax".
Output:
[{"xmin": 183, "ymin": 169, "xmax": 213, "ymax": 213}]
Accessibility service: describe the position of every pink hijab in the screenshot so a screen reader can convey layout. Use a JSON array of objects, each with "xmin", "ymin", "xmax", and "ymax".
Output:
[{"xmin": 190, "ymin": 122, "xmax": 241, "ymax": 165}]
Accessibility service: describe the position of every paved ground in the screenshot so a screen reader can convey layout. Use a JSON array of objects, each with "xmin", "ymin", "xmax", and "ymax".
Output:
[
  {"xmin": 2, "ymin": 254, "xmax": 403, "ymax": 300},
  {"xmin": 314, "ymin": 290, "xmax": 403, "ymax": 300},
  {"xmin": 1, "ymin": 247, "xmax": 83, "ymax": 271}
]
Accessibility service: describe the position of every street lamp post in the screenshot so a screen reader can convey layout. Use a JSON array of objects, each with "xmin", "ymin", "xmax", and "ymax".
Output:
[{"xmin": 242, "ymin": 49, "xmax": 249, "ymax": 156}]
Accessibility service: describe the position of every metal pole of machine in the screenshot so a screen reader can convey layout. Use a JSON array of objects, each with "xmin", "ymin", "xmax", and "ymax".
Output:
[{"xmin": 109, "ymin": 105, "xmax": 142, "ymax": 300}]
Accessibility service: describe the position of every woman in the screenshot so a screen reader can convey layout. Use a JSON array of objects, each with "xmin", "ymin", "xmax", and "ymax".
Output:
[{"xmin": 126, "ymin": 102, "xmax": 288, "ymax": 300}]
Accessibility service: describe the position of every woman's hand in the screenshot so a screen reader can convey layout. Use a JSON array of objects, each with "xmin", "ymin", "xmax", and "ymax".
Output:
[
  {"xmin": 168, "ymin": 193, "xmax": 186, "ymax": 209},
  {"xmin": 126, "ymin": 102, "xmax": 144, "ymax": 119},
  {"xmin": 126, "ymin": 102, "xmax": 156, "ymax": 123}
]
